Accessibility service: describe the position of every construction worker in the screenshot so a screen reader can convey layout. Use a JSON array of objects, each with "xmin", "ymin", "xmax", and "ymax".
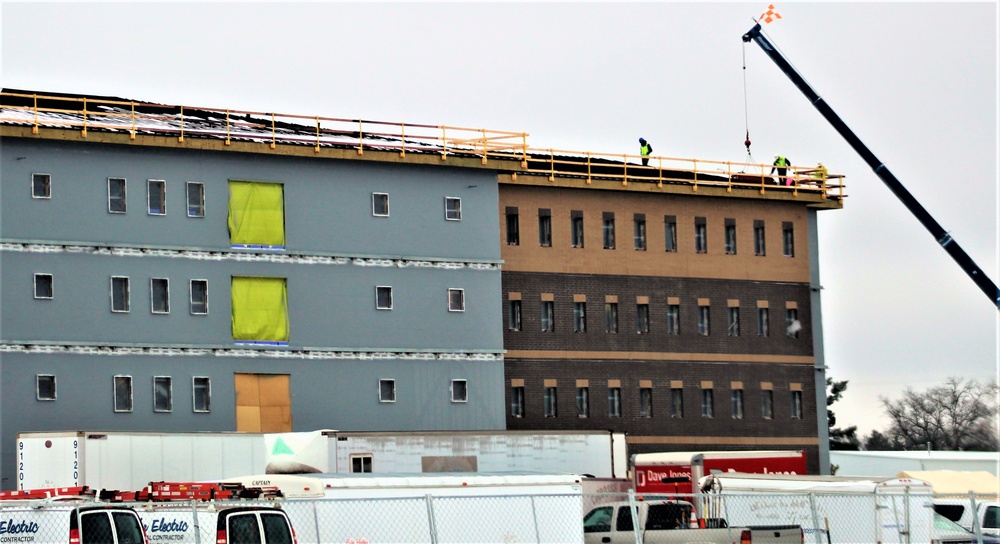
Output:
[
  {"xmin": 812, "ymin": 162, "xmax": 828, "ymax": 184},
  {"xmin": 639, "ymin": 137, "xmax": 652, "ymax": 166},
  {"xmin": 771, "ymin": 154, "xmax": 791, "ymax": 185}
]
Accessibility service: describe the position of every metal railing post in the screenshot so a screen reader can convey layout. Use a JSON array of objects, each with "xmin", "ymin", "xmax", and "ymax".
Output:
[
  {"xmin": 314, "ymin": 116, "xmax": 321, "ymax": 153},
  {"xmin": 400, "ymin": 123, "xmax": 406, "ymax": 157},
  {"xmin": 627, "ymin": 489, "xmax": 642, "ymax": 544},
  {"xmin": 970, "ymin": 491, "xmax": 984, "ymax": 542},
  {"xmin": 270, "ymin": 112, "xmax": 276, "ymax": 149},
  {"xmin": 191, "ymin": 500, "xmax": 201, "ymax": 544},
  {"xmin": 178, "ymin": 105, "xmax": 184, "ymax": 143},
  {"xmin": 312, "ymin": 498, "xmax": 321, "ymax": 544},
  {"xmin": 225, "ymin": 109, "xmax": 231, "ymax": 146},
  {"xmin": 129, "ymin": 101, "xmax": 136, "ymax": 140},
  {"xmin": 81, "ymin": 97, "xmax": 88, "ymax": 137},
  {"xmin": 32, "ymin": 94, "xmax": 39, "ymax": 134},
  {"xmin": 425, "ymin": 494, "xmax": 439, "ymax": 544},
  {"xmin": 530, "ymin": 495, "xmax": 541, "ymax": 543},
  {"xmin": 808, "ymin": 493, "xmax": 823, "ymax": 544}
]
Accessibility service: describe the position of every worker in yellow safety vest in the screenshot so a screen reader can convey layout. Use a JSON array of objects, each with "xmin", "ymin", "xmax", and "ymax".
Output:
[
  {"xmin": 639, "ymin": 138, "xmax": 652, "ymax": 166},
  {"xmin": 812, "ymin": 162, "xmax": 828, "ymax": 183},
  {"xmin": 771, "ymin": 154, "xmax": 791, "ymax": 185}
]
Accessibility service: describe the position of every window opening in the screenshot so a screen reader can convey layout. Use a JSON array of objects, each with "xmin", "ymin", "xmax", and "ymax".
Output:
[
  {"xmin": 36, "ymin": 374, "xmax": 56, "ymax": 401},
  {"xmin": 373, "ymin": 192, "xmax": 389, "ymax": 216},
  {"xmin": 603, "ymin": 213, "xmax": 616, "ymax": 249},
  {"xmin": 544, "ymin": 386, "xmax": 558, "ymax": 417},
  {"xmin": 637, "ymin": 303, "xmax": 650, "ymax": 334},
  {"xmin": 108, "ymin": 177, "xmax": 127, "ymax": 213},
  {"xmin": 153, "ymin": 376, "xmax": 173, "ymax": 412},
  {"xmin": 451, "ymin": 380, "xmax": 468, "ymax": 403},
  {"xmin": 231, "ymin": 276, "xmax": 289, "ymax": 345},
  {"xmin": 728, "ymin": 307, "xmax": 740, "ymax": 336},
  {"xmin": 608, "ymin": 387, "xmax": 621, "ymax": 417},
  {"xmin": 508, "ymin": 300, "xmax": 522, "ymax": 331},
  {"xmin": 111, "ymin": 276, "xmax": 130, "ymax": 313},
  {"xmin": 571, "ymin": 211, "xmax": 585, "ymax": 248},
  {"xmin": 671, "ymin": 388, "xmax": 684, "ymax": 418},
  {"xmin": 639, "ymin": 387, "xmax": 653, "ymax": 418},
  {"xmin": 574, "ymin": 302, "xmax": 587, "ymax": 333},
  {"xmin": 505, "ymin": 207, "xmax": 519, "ymax": 245},
  {"xmin": 32, "ymin": 173, "xmax": 51, "ymax": 199},
  {"xmin": 783, "ymin": 222, "xmax": 795, "ymax": 257},
  {"xmin": 114, "ymin": 375, "xmax": 133, "ymax": 412},
  {"xmin": 667, "ymin": 304, "xmax": 680, "ymax": 334},
  {"xmin": 187, "ymin": 182, "xmax": 205, "ymax": 217},
  {"xmin": 376, "ymin": 286, "xmax": 393, "ymax": 310},
  {"xmin": 511, "ymin": 386, "xmax": 525, "ymax": 418},
  {"xmin": 577, "ymin": 387, "xmax": 589, "ymax": 417},
  {"xmin": 151, "ymin": 278, "xmax": 170, "ymax": 314},
  {"xmin": 725, "ymin": 220, "xmax": 737, "ymax": 254},
  {"xmin": 698, "ymin": 305, "xmax": 710, "ymax": 336},
  {"xmin": 445, "ymin": 196, "xmax": 462, "ymax": 220},
  {"xmin": 605, "ymin": 302, "xmax": 618, "ymax": 333},
  {"xmin": 786, "ymin": 308, "xmax": 800, "ymax": 338},
  {"xmin": 541, "ymin": 300, "xmax": 554, "ymax": 332},
  {"xmin": 193, "ymin": 377, "xmax": 211, "ymax": 412},
  {"xmin": 732, "ymin": 389, "xmax": 744, "ymax": 419},
  {"xmin": 634, "ymin": 215, "xmax": 647, "ymax": 250},
  {"xmin": 190, "ymin": 280, "xmax": 208, "ymax": 315},
  {"xmin": 791, "ymin": 390, "xmax": 802, "ymax": 419},
  {"xmin": 664, "ymin": 216, "xmax": 677, "ymax": 252},
  {"xmin": 757, "ymin": 307, "xmax": 769, "ymax": 337},
  {"xmin": 695, "ymin": 218, "xmax": 707, "ymax": 253},
  {"xmin": 34, "ymin": 273, "xmax": 53, "ymax": 299},
  {"xmin": 701, "ymin": 388, "xmax": 714, "ymax": 417},
  {"xmin": 379, "ymin": 379, "xmax": 396, "ymax": 402},
  {"xmin": 448, "ymin": 288, "xmax": 465, "ymax": 312},
  {"xmin": 538, "ymin": 209, "xmax": 552, "ymax": 247},
  {"xmin": 754, "ymin": 220, "xmax": 766, "ymax": 256},
  {"xmin": 351, "ymin": 454, "xmax": 373, "ymax": 473},
  {"xmin": 147, "ymin": 179, "xmax": 166, "ymax": 215},
  {"xmin": 761, "ymin": 390, "xmax": 774, "ymax": 419}
]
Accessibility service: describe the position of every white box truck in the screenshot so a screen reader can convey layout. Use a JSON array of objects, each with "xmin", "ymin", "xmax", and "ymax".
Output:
[
  {"xmin": 17, "ymin": 430, "xmax": 626, "ymax": 490},
  {"xmin": 698, "ymin": 472, "xmax": 936, "ymax": 544},
  {"xmin": 221, "ymin": 472, "xmax": 585, "ymax": 544}
]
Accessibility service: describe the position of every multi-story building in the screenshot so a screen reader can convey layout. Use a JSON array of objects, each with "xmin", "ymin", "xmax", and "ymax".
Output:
[
  {"xmin": 0, "ymin": 90, "xmax": 515, "ymax": 488},
  {"xmin": 0, "ymin": 89, "xmax": 841, "ymax": 487},
  {"xmin": 499, "ymin": 160, "xmax": 842, "ymax": 475}
]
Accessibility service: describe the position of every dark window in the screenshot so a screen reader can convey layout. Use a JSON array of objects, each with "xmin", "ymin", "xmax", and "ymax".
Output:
[
  {"xmin": 187, "ymin": 182, "xmax": 205, "ymax": 217},
  {"xmin": 667, "ymin": 304, "xmax": 680, "ymax": 334},
  {"xmin": 32, "ymin": 173, "xmax": 51, "ymax": 198},
  {"xmin": 379, "ymin": 379, "xmax": 396, "ymax": 402},
  {"xmin": 541, "ymin": 300, "xmax": 554, "ymax": 332},
  {"xmin": 695, "ymin": 217, "xmax": 707, "ymax": 253},
  {"xmin": 34, "ymin": 273, "xmax": 53, "ymax": 299},
  {"xmin": 445, "ymin": 197, "xmax": 462, "ymax": 220},
  {"xmin": 603, "ymin": 212, "xmax": 616, "ymax": 249},
  {"xmin": 544, "ymin": 386, "xmax": 558, "ymax": 417},
  {"xmin": 577, "ymin": 387, "xmax": 590, "ymax": 417},
  {"xmin": 352, "ymin": 455, "xmax": 373, "ymax": 473},
  {"xmin": 376, "ymin": 286, "xmax": 393, "ymax": 310},
  {"xmin": 701, "ymin": 389, "xmax": 714, "ymax": 417},
  {"xmin": 725, "ymin": 218, "xmax": 737, "ymax": 254},
  {"xmin": 511, "ymin": 386, "xmax": 525, "ymax": 417},
  {"xmin": 153, "ymin": 376, "xmax": 172, "ymax": 412},
  {"xmin": 111, "ymin": 276, "xmax": 130, "ymax": 313},
  {"xmin": 754, "ymin": 220, "xmax": 766, "ymax": 256},
  {"xmin": 637, "ymin": 303, "xmax": 650, "ymax": 333},
  {"xmin": 639, "ymin": 387, "xmax": 653, "ymax": 418},
  {"xmin": 539, "ymin": 209, "xmax": 552, "ymax": 247},
  {"xmin": 664, "ymin": 215, "xmax": 677, "ymax": 252},
  {"xmin": 147, "ymin": 179, "xmax": 166, "ymax": 215},
  {"xmin": 671, "ymin": 388, "xmax": 684, "ymax": 418},
  {"xmin": 571, "ymin": 211, "xmax": 584, "ymax": 248},
  {"xmin": 190, "ymin": 280, "xmax": 208, "ymax": 315},
  {"xmin": 634, "ymin": 214, "xmax": 647, "ymax": 250},
  {"xmin": 574, "ymin": 302, "xmax": 587, "ymax": 332},
  {"xmin": 728, "ymin": 307, "xmax": 740, "ymax": 336},
  {"xmin": 372, "ymin": 192, "xmax": 389, "ymax": 216},
  {"xmin": 36, "ymin": 375, "xmax": 56, "ymax": 401},
  {"xmin": 193, "ymin": 377, "xmax": 211, "ymax": 412},
  {"xmin": 608, "ymin": 387, "xmax": 621, "ymax": 417},
  {"xmin": 505, "ymin": 206, "xmax": 519, "ymax": 245},
  {"xmin": 605, "ymin": 302, "xmax": 618, "ymax": 333},
  {"xmin": 114, "ymin": 375, "xmax": 133, "ymax": 412},
  {"xmin": 151, "ymin": 278, "xmax": 169, "ymax": 314},
  {"xmin": 762, "ymin": 390, "xmax": 774, "ymax": 419},
  {"xmin": 508, "ymin": 300, "xmax": 522, "ymax": 331},
  {"xmin": 783, "ymin": 221, "xmax": 795, "ymax": 257},
  {"xmin": 108, "ymin": 177, "xmax": 127, "ymax": 213}
]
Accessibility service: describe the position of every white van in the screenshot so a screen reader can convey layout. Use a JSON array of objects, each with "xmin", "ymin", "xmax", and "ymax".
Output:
[
  {"xmin": 135, "ymin": 504, "xmax": 296, "ymax": 544},
  {"xmin": 0, "ymin": 501, "xmax": 148, "ymax": 544}
]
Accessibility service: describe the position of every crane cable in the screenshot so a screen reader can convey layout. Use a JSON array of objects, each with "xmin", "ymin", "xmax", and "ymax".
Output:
[{"xmin": 741, "ymin": 38, "xmax": 756, "ymax": 171}]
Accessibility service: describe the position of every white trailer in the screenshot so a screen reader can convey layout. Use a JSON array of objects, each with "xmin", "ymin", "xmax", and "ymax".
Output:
[
  {"xmin": 16, "ymin": 429, "xmax": 626, "ymax": 490},
  {"xmin": 222, "ymin": 472, "xmax": 585, "ymax": 544},
  {"xmin": 698, "ymin": 472, "xmax": 936, "ymax": 544}
]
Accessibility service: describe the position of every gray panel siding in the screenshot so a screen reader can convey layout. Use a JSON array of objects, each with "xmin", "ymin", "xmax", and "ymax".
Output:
[
  {"xmin": 1, "ymin": 139, "xmax": 501, "ymax": 262},
  {"xmin": 1, "ymin": 252, "xmax": 503, "ymax": 351},
  {"xmin": 0, "ymin": 351, "xmax": 506, "ymax": 487}
]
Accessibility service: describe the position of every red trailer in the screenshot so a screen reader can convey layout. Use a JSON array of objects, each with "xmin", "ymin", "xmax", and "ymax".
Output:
[{"xmin": 632, "ymin": 450, "xmax": 807, "ymax": 495}]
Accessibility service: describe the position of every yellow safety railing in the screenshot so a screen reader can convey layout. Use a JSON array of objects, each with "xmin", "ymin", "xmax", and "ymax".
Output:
[{"xmin": 0, "ymin": 91, "xmax": 844, "ymax": 200}]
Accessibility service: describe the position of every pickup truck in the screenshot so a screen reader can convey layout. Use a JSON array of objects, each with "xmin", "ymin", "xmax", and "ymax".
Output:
[{"xmin": 584, "ymin": 499, "xmax": 803, "ymax": 544}]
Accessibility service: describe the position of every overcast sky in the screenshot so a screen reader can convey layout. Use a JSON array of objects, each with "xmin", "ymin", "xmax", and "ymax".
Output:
[{"xmin": 3, "ymin": 2, "xmax": 997, "ymax": 439}]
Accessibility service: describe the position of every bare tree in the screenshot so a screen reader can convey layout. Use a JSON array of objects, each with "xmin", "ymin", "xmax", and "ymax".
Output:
[{"xmin": 879, "ymin": 377, "xmax": 999, "ymax": 451}]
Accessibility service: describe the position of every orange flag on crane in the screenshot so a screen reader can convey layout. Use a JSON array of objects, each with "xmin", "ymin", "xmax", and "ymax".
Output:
[{"xmin": 759, "ymin": 4, "xmax": 782, "ymax": 23}]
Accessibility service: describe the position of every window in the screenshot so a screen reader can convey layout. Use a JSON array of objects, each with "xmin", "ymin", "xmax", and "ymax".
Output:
[
  {"xmin": 783, "ymin": 222, "xmax": 795, "ymax": 257},
  {"xmin": 732, "ymin": 389, "xmax": 744, "ymax": 419},
  {"xmin": 634, "ymin": 214, "xmax": 647, "ymax": 250},
  {"xmin": 728, "ymin": 307, "xmax": 740, "ymax": 336},
  {"xmin": 538, "ymin": 209, "xmax": 552, "ymax": 247},
  {"xmin": 379, "ymin": 379, "xmax": 396, "ymax": 402},
  {"xmin": 111, "ymin": 276, "xmax": 130, "ymax": 313},
  {"xmin": 231, "ymin": 277, "xmax": 289, "ymax": 344},
  {"xmin": 698, "ymin": 305, "xmax": 710, "ymax": 336},
  {"xmin": 636, "ymin": 303, "xmax": 650, "ymax": 334},
  {"xmin": 639, "ymin": 387, "xmax": 653, "ymax": 418},
  {"xmin": 187, "ymin": 182, "xmax": 205, "ymax": 217},
  {"xmin": 448, "ymin": 288, "xmax": 465, "ymax": 312},
  {"xmin": 34, "ymin": 273, "xmax": 53, "ymax": 299},
  {"xmin": 511, "ymin": 386, "xmax": 525, "ymax": 417},
  {"xmin": 571, "ymin": 211, "xmax": 585, "ymax": 248},
  {"xmin": 725, "ymin": 219, "xmax": 737, "ymax": 254},
  {"xmin": 757, "ymin": 307, "xmax": 770, "ymax": 337},
  {"xmin": 608, "ymin": 387, "xmax": 621, "ymax": 417},
  {"xmin": 147, "ymin": 179, "xmax": 166, "ymax": 215},
  {"xmin": 577, "ymin": 387, "xmax": 590, "ymax": 417},
  {"xmin": 791, "ymin": 390, "xmax": 802, "ymax": 419},
  {"xmin": 151, "ymin": 278, "xmax": 169, "ymax": 314},
  {"xmin": 786, "ymin": 308, "xmax": 800, "ymax": 338},
  {"xmin": 114, "ymin": 375, "xmax": 133, "ymax": 412},
  {"xmin": 541, "ymin": 300, "xmax": 554, "ymax": 332},
  {"xmin": 376, "ymin": 286, "xmax": 393, "ymax": 310},
  {"xmin": 36, "ymin": 374, "xmax": 56, "ymax": 401},
  {"xmin": 508, "ymin": 300, "xmax": 522, "ymax": 331},
  {"xmin": 445, "ymin": 196, "xmax": 462, "ymax": 220},
  {"xmin": 193, "ymin": 377, "xmax": 211, "ymax": 412},
  {"xmin": 351, "ymin": 455, "xmax": 373, "ymax": 473},
  {"xmin": 229, "ymin": 181, "xmax": 285, "ymax": 248},
  {"xmin": 32, "ymin": 173, "xmax": 51, "ymax": 199},
  {"xmin": 761, "ymin": 390, "xmax": 774, "ymax": 419},
  {"xmin": 671, "ymin": 388, "xmax": 684, "ymax": 418},
  {"xmin": 695, "ymin": 217, "xmax": 707, "ymax": 253},
  {"xmin": 372, "ymin": 192, "xmax": 389, "ymax": 216},
  {"xmin": 505, "ymin": 207, "xmax": 519, "ymax": 245},
  {"xmin": 603, "ymin": 212, "xmax": 616, "ymax": 249},
  {"xmin": 108, "ymin": 177, "xmax": 127, "ymax": 213},
  {"xmin": 153, "ymin": 376, "xmax": 172, "ymax": 412},
  {"xmin": 544, "ymin": 386, "xmax": 558, "ymax": 417},
  {"xmin": 451, "ymin": 379, "xmax": 468, "ymax": 403},
  {"xmin": 701, "ymin": 388, "xmax": 714, "ymax": 418},
  {"xmin": 664, "ymin": 215, "xmax": 677, "ymax": 252},
  {"xmin": 605, "ymin": 302, "xmax": 618, "ymax": 333},
  {"xmin": 667, "ymin": 304, "xmax": 680, "ymax": 334},
  {"xmin": 754, "ymin": 220, "xmax": 766, "ymax": 256},
  {"xmin": 574, "ymin": 302, "xmax": 587, "ymax": 333},
  {"xmin": 190, "ymin": 280, "xmax": 208, "ymax": 315}
]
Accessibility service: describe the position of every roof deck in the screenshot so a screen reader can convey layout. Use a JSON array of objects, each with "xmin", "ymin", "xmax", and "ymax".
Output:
[{"xmin": 0, "ymin": 90, "xmax": 844, "ymax": 209}]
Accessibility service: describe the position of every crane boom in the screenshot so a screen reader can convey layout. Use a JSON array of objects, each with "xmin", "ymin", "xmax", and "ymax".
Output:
[{"xmin": 742, "ymin": 23, "xmax": 999, "ymax": 310}]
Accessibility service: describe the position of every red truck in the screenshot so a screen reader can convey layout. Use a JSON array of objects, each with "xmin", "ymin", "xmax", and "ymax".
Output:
[{"xmin": 632, "ymin": 450, "xmax": 807, "ymax": 495}]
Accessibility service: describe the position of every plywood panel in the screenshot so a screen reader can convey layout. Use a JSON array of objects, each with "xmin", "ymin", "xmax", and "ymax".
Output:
[
  {"xmin": 259, "ymin": 374, "xmax": 291, "ymax": 407},
  {"xmin": 234, "ymin": 374, "xmax": 260, "ymax": 407},
  {"xmin": 236, "ymin": 406, "xmax": 262, "ymax": 433}
]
